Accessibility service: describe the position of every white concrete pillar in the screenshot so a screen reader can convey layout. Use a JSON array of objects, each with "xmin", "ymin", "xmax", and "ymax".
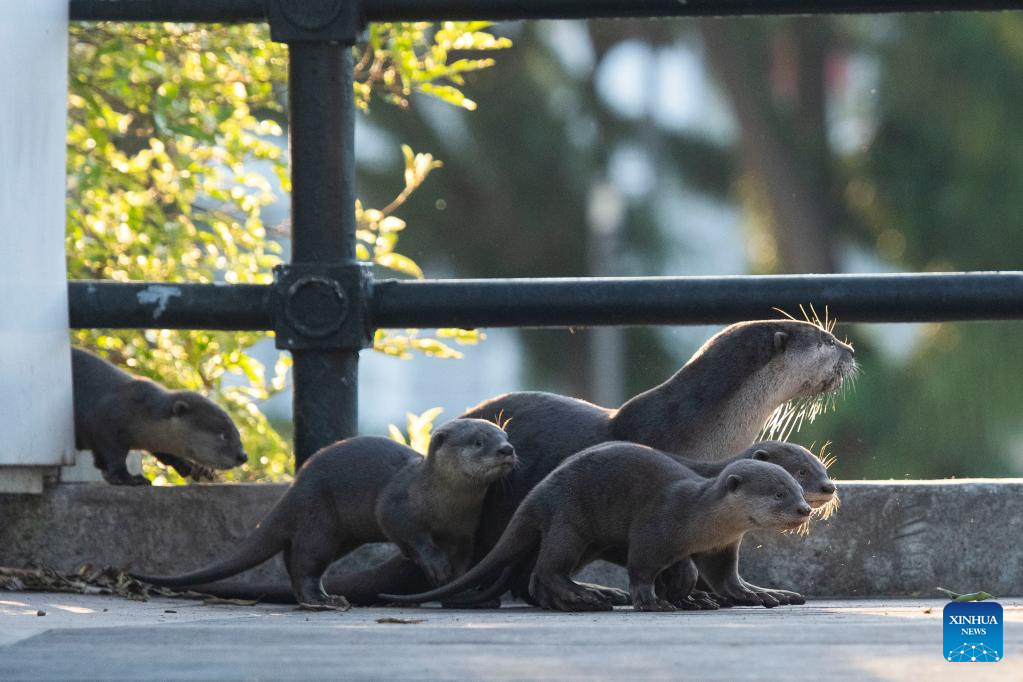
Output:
[{"xmin": 0, "ymin": 2, "xmax": 75, "ymax": 493}]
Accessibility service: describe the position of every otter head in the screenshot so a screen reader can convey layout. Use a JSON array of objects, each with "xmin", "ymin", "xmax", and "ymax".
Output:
[
  {"xmin": 764, "ymin": 320, "xmax": 855, "ymax": 401},
  {"xmin": 428, "ymin": 418, "xmax": 517, "ymax": 484},
  {"xmin": 673, "ymin": 320, "xmax": 856, "ymax": 454},
  {"xmin": 745, "ymin": 441, "xmax": 837, "ymax": 511},
  {"xmin": 163, "ymin": 391, "xmax": 247, "ymax": 469},
  {"xmin": 720, "ymin": 460, "xmax": 811, "ymax": 532}
]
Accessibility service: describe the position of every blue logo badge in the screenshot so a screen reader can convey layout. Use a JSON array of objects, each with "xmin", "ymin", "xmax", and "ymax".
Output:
[{"xmin": 944, "ymin": 601, "xmax": 1003, "ymax": 662}]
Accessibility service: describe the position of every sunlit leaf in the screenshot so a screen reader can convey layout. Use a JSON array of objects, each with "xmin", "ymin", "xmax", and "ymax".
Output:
[{"xmin": 376, "ymin": 252, "xmax": 424, "ymax": 278}]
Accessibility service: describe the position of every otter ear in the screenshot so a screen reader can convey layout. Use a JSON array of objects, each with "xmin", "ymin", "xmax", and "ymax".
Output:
[
  {"xmin": 751, "ymin": 449, "xmax": 770, "ymax": 462},
  {"xmin": 172, "ymin": 400, "xmax": 190, "ymax": 417},
  {"xmin": 428, "ymin": 430, "xmax": 447, "ymax": 456},
  {"xmin": 726, "ymin": 474, "xmax": 742, "ymax": 493},
  {"xmin": 773, "ymin": 331, "xmax": 788, "ymax": 353}
]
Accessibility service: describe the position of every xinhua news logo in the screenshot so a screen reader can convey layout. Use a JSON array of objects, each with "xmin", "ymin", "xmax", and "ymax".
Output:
[{"xmin": 943, "ymin": 601, "xmax": 1003, "ymax": 663}]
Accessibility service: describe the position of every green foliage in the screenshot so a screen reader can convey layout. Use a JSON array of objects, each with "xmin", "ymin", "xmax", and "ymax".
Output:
[
  {"xmin": 355, "ymin": 22, "xmax": 512, "ymax": 111},
  {"xmin": 388, "ymin": 407, "xmax": 444, "ymax": 455},
  {"xmin": 67, "ymin": 21, "xmax": 509, "ymax": 483}
]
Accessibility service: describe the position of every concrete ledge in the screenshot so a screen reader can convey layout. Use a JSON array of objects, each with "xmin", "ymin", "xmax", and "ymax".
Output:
[
  {"xmin": 0, "ymin": 468, "xmax": 50, "ymax": 494},
  {"xmin": 0, "ymin": 483, "xmax": 396, "ymax": 584},
  {"xmin": 2, "ymin": 480, "xmax": 1019, "ymax": 597}
]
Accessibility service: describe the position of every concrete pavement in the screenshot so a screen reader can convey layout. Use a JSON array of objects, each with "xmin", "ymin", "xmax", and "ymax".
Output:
[{"xmin": 2, "ymin": 593, "xmax": 1021, "ymax": 680}]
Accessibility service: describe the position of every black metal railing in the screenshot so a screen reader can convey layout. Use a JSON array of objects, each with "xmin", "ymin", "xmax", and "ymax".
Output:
[{"xmin": 68, "ymin": 0, "xmax": 1023, "ymax": 467}]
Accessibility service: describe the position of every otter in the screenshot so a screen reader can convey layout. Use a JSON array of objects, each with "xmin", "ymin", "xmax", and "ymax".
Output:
[
  {"xmin": 134, "ymin": 419, "xmax": 516, "ymax": 609},
  {"xmin": 429, "ymin": 439, "xmax": 837, "ymax": 610},
  {"xmin": 681, "ymin": 440, "xmax": 838, "ymax": 608},
  {"xmin": 71, "ymin": 347, "xmax": 247, "ymax": 485},
  {"xmin": 189, "ymin": 319, "xmax": 854, "ymax": 604},
  {"xmin": 381, "ymin": 444, "xmax": 811, "ymax": 612}
]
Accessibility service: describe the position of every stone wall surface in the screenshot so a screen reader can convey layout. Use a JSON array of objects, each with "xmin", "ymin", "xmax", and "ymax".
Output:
[{"xmin": 2, "ymin": 480, "xmax": 1019, "ymax": 597}]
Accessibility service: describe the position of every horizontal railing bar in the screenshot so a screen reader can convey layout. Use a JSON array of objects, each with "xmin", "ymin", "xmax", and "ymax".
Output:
[
  {"xmin": 68, "ymin": 280, "xmax": 272, "ymax": 330},
  {"xmin": 71, "ymin": 272, "xmax": 1023, "ymax": 330},
  {"xmin": 69, "ymin": 0, "xmax": 1023, "ymax": 23},
  {"xmin": 69, "ymin": 0, "xmax": 265, "ymax": 22},
  {"xmin": 370, "ymin": 272, "xmax": 1023, "ymax": 327},
  {"xmin": 364, "ymin": 0, "xmax": 1023, "ymax": 21}
]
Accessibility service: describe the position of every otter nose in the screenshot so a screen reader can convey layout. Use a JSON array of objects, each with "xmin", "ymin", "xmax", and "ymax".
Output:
[
  {"xmin": 497, "ymin": 444, "xmax": 515, "ymax": 457},
  {"xmin": 820, "ymin": 482, "xmax": 836, "ymax": 495},
  {"xmin": 797, "ymin": 504, "xmax": 812, "ymax": 517},
  {"xmin": 236, "ymin": 452, "xmax": 248, "ymax": 465}
]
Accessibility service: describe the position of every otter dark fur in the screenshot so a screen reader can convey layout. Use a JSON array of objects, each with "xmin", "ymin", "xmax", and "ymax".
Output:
[
  {"xmin": 71, "ymin": 347, "xmax": 246, "ymax": 485},
  {"xmin": 135, "ymin": 419, "xmax": 515, "ymax": 608},
  {"xmin": 190, "ymin": 319, "xmax": 854, "ymax": 604},
  {"xmin": 437, "ymin": 439, "xmax": 836, "ymax": 610},
  {"xmin": 381, "ymin": 444, "xmax": 811, "ymax": 612}
]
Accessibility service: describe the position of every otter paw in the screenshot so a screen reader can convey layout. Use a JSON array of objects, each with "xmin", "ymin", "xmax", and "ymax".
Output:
[
  {"xmin": 686, "ymin": 591, "xmax": 720, "ymax": 610},
  {"xmin": 712, "ymin": 593, "xmax": 735, "ymax": 608},
  {"xmin": 553, "ymin": 587, "xmax": 613, "ymax": 612},
  {"xmin": 633, "ymin": 597, "xmax": 677, "ymax": 613},
  {"xmin": 532, "ymin": 582, "xmax": 612, "ymax": 612},
  {"xmin": 756, "ymin": 588, "xmax": 804, "ymax": 606},
  {"xmin": 189, "ymin": 465, "xmax": 217, "ymax": 482},
  {"xmin": 562, "ymin": 593, "xmax": 614, "ymax": 612},
  {"xmin": 723, "ymin": 589, "xmax": 768, "ymax": 607},
  {"xmin": 577, "ymin": 582, "xmax": 631, "ymax": 606},
  {"xmin": 671, "ymin": 597, "xmax": 702, "ymax": 611},
  {"xmin": 298, "ymin": 594, "xmax": 351, "ymax": 612}
]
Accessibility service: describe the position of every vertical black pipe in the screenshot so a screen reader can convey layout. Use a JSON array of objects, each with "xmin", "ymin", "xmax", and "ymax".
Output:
[{"xmin": 287, "ymin": 42, "xmax": 359, "ymax": 467}]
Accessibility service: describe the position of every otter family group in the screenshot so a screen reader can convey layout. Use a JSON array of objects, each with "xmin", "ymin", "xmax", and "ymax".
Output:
[{"xmin": 73, "ymin": 318, "xmax": 854, "ymax": 611}]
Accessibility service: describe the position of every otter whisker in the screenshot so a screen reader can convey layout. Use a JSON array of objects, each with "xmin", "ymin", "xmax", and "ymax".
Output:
[
  {"xmin": 774, "ymin": 304, "xmax": 839, "ymax": 335},
  {"xmin": 792, "ymin": 404, "xmax": 808, "ymax": 437},
  {"xmin": 799, "ymin": 303, "xmax": 812, "ymax": 326},
  {"xmin": 760, "ymin": 389, "xmax": 839, "ymax": 443},
  {"xmin": 813, "ymin": 493, "xmax": 841, "ymax": 523},
  {"xmin": 772, "ymin": 306, "xmax": 798, "ymax": 321},
  {"xmin": 813, "ymin": 441, "xmax": 836, "ymax": 468},
  {"xmin": 778, "ymin": 399, "xmax": 803, "ymax": 441},
  {"xmin": 491, "ymin": 410, "xmax": 514, "ymax": 432},
  {"xmin": 807, "ymin": 303, "xmax": 823, "ymax": 331},
  {"xmin": 761, "ymin": 400, "xmax": 791, "ymax": 441}
]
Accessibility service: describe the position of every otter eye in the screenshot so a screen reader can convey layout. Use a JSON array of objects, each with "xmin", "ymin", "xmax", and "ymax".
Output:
[
  {"xmin": 219, "ymin": 433, "xmax": 227, "ymax": 442},
  {"xmin": 774, "ymin": 491, "xmax": 785, "ymax": 500},
  {"xmin": 474, "ymin": 439, "xmax": 484, "ymax": 448},
  {"xmin": 798, "ymin": 469, "xmax": 807, "ymax": 477}
]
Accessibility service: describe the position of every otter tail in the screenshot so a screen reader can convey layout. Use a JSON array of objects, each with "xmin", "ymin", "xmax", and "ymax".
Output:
[
  {"xmin": 438, "ymin": 565, "xmax": 517, "ymax": 607},
  {"xmin": 133, "ymin": 506, "xmax": 291, "ymax": 588},
  {"xmin": 379, "ymin": 506, "xmax": 541, "ymax": 604}
]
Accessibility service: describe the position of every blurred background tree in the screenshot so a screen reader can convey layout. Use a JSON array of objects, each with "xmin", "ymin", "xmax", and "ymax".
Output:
[
  {"xmin": 356, "ymin": 13, "xmax": 1023, "ymax": 480},
  {"xmin": 67, "ymin": 21, "xmax": 508, "ymax": 482}
]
